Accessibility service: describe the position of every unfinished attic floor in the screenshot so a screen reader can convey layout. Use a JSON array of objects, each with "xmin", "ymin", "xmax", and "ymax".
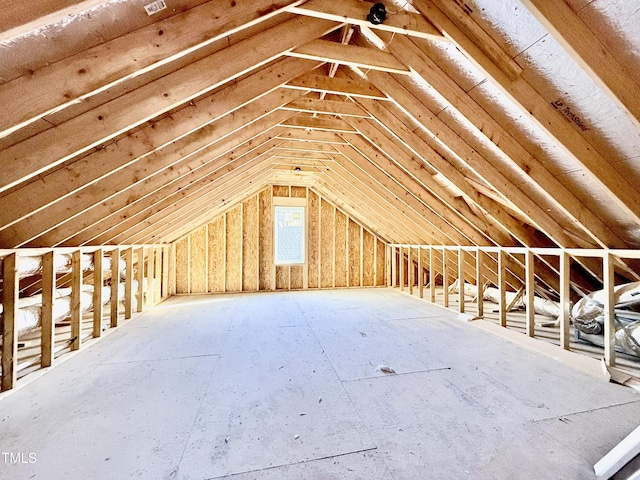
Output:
[{"xmin": 2, "ymin": 289, "xmax": 640, "ymax": 480}]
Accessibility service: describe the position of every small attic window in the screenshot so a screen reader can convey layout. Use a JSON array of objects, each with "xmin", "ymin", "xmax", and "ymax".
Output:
[{"xmin": 274, "ymin": 206, "xmax": 305, "ymax": 265}]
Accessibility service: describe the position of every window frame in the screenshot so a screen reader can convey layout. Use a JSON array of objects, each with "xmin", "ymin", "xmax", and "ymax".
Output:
[{"xmin": 272, "ymin": 196, "xmax": 307, "ymax": 267}]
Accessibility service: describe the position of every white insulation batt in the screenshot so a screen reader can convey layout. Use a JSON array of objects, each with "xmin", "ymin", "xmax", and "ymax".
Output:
[
  {"xmin": 451, "ymin": 280, "xmax": 560, "ymax": 320},
  {"xmin": 0, "ymin": 281, "xmax": 142, "ymax": 337},
  {"xmin": 15, "ymin": 253, "xmax": 126, "ymax": 279},
  {"xmin": 1, "ymin": 252, "xmax": 142, "ymax": 338},
  {"xmin": 572, "ymin": 281, "xmax": 640, "ymax": 357}
]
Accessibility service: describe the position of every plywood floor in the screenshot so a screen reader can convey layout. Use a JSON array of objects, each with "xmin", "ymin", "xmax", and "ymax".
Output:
[{"xmin": 1, "ymin": 288, "xmax": 640, "ymax": 479}]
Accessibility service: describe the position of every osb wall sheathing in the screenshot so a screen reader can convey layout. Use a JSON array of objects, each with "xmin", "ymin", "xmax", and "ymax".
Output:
[{"xmin": 173, "ymin": 186, "xmax": 387, "ymax": 294}]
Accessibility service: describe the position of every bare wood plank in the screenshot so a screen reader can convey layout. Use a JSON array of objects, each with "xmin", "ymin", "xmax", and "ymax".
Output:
[
  {"xmin": 288, "ymin": 0, "xmax": 444, "ymax": 41},
  {"xmin": 154, "ymin": 247, "xmax": 162, "ymax": 302},
  {"xmin": 275, "ymin": 266, "xmax": 286, "ymax": 290},
  {"xmin": 226, "ymin": 207, "xmax": 242, "ymax": 292},
  {"xmin": 282, "ymin": 97, "xmax": 369, "ymax": 118},
  {"xmin": 41, "ymin": 251, "xmax": 55, "ymax": 367},
  {"xmin": 362, "ymin": 229, "xmax": 375, "ymax": 287},
  {"xmin": 303, "ymin": 187, "xmax": 310, "ymax": 290},
  {"xmin": 0, "ymin": 0, "xmax": 303, "ymax": 137},
  {"xmin": 162, "ymin": 246, "xmax": 170, "ymax": 299},
  {"xmin": 346, "ymin": 214, "xmax": 350, "ymax": 288},
  {"xmin": 146, "ymin": 247, "xmax": 154, "ymax": 305},
  {"xmin": 287, "ymin": 40, "xmax": 410, "ymax": 75},
  {"xmin": 316, "ymin": 190, "xmax": 322, "ymax": 288},
  {"xmin": 458, "ymin": 247, "xmax": 465, "ymax": 313},
  {"xmin": 391, "ymin": 246, "xmax": 397, "ymax": 288},
  {"xmin": 239, "ymin": 203, "xmax": 244, "ymax": 292},
  {"xmin": 401, "ymin": 246, "xmax": 407, "ymax": 292},
  {"xmin": 359, "ymin": 225, "xmax": 364, "ymax": 287},
  {"xmin": 525, "ymin": 250, "xmax": 535, "ymax": 337},
  {"xmin": 273, "ymin": 185, "xmax": 289, "ymax": 197},
  {"xmin": 332, "ymin": 206, "xmax": 336, "ymax": 288},
  {"xmin": 269, "ymin": 186, "xmax": 278, "ymax": 297},
  {"xmin": 320, "ymin": 198, "xmax": 334, "ymax": 288},
  {"xmin": 418, "ymin": 247, "xmax": 424, "ymax": 298},
  {"xmin": 603, "ymin": 252, "xmax": 616, "ymax": 366},
  {"xmin": 352, "ymin": 73, "xmax": 560, "ymax": 247},
  {"xmin": 190, "ymin": 226, "xmax": 207, "ymax": 293},
  {"xmin": 110, "ymin": 248, "xmax": 120, "ymax": 328},
  {"xmin": 187, "ymin": 236, "xmax": 192, "ymax": 294},
  {"xmin": 242, "ymin": 196, "xmax": 258, "ymax": 292},
  {"xmin": 209, "ymin": 216, "xmax": 226, "ymax": 292},
  {"xmin": 560, "ymin": 250, "xmax": 571, "ymax": 350},
  {"xmin": 291, "ymin": 186, "xmax": 307, "ymax": 198},
  {"xmin": 281, "ymin": 115, "xmax": 358, "ymax": 133},
  {"xmin": 373, "ymin": 237, "xmax": 378, "ymax": 287},
  {"xmin": 256, "ymin": 195, "xmax": 261, "ymax": 291},
  {"xmin": 93, "ymin": 248, "xmax": 105, "ymax": 335},
  {"xmin": 593, "ymin": 424, "xmax": 640, "ymax": 479},
  {"xmin": 0, "ymin": 66, "xmax": 306, "ymax": 239},
  {"xmin": 1, "ymin": 251, "xmax": 18, "ymax": 390},
  {"xmin": 408, "ymin": 246, "xmax": 414, "ymax": 295},
  {"xmin": 170, "ymin": 243, "xmax": 177, "ymax": 297},
  {"xmin": 335, "ymin": 209, "xmax": 347, "ymax": 287},
  {"xmin": 124, "ymin": 248, "xmax": 134, "ymax": 319},
  {"xmin": 70, "ymin": 250, "xmax": 82, "ymax": 351},
  {"xmin": 429, "ymin": 247, "xmax": 435, "ymax": 303},
  {"xmin": 498, "ymin": 248, "xmax": 507, "ymax": 327},
  {"xmin": 260, "ymin": 188, "xmax": 274, "ymax": 289},
  {"xmin": 337, "ymin": 133, "xmax": 476, "ymax": 245},
  {"xmin": 442, "ymin": 248, "xmax": 449, "ymax": 308},
  {"xmin": 135, "ymin": 248, "xmax": 144, "ymax": 312},
  {"xmin": 175, "ymin": 239, "xmax": 189, "ymax": 294},
  {"xmin": 476, "ymin": 248, "xmax": 484, "ymax": 318},
  {"xmin": 290, "ymin": 265, "xmax": 303, "ymax": 290},
  {"xmin": 277, "ymin": 129, "xmax": 349, "ymax": 144},
  {"xmin": 387, "ymin": 34, "xmax": 627, "ymax": 250},
  {"xmin": 0, "ymin": 17, "xmax": 339, "ymax": 192},
  {"xmin": 506, "ymin": 287, "xmax": 525, "ymax": 312},
  {"xmin": 285, "ymin": 72, "xmax": 386, "ymax": 99}
]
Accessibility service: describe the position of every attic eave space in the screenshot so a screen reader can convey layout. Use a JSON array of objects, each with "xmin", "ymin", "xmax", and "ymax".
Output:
[{"xmin": 0, "ymin": 0, "xmax": 637, "ymax": 267}]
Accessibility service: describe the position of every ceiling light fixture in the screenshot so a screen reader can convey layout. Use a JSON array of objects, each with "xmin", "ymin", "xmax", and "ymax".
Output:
[{"xmin": 367, "ymin": 3, "xmax": 387, "ymax": 25}]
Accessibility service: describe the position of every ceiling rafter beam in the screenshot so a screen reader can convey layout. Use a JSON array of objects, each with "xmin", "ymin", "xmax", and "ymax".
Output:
[
  {"xmin": 357, "ymin": 67, "xmax": 580, "ymax": 249},
  {"xmin": 330, "ymin": 144, "xmax": 466, "ymax": 245},
  {"xmin": 284, "ymin": 71, "xmax": 387, "ymax": 99},
  {"xmin": 287, "ymin": 0, "xmax": 445, "ymax": 42},
  {"xmin": 340, "ymin": 130, "xmax": 510, "ymax": 247},
  {"xmin": 17, "ymin": 113, "xmax": 294, "ymax": 248},
  {"xmin": 385, "ymin": 33, "xmax": 628, "ymax": 250},
  {"xmin": 280, "ymin": 115, "xmax": 359, "ymax": 133},
  {"xmin": 0, "ymin": 0, "xmax": 308, "ymax": 140},
  {"xmin": 0, "ymin": 61, "xmax": 317, "ymax": 233},
  {"xmin": 67, "ymin": 134, "xmax": 290, "ymax": 246},
  {"xmin": 105, "ymin": 143, "xmax": 300, "ymax": 245},
  {"xmin": 314, "ymin": 166, "xmax": 437, "ymax": 245},
  {"xmin": 133, "ymin": 169, "xmax": 277, "ymax": 245},
  {"xmin": 276, "ymin": 129, "xmax": 348, "ymax": 144},
  {"xmin": 519, "ymin": 0, "xmax": 640, "ymax": 129},
  {"xmin": 281, "ymin": 97, "xmax": 370, "ymax": 117},
  {"xmin": 0, "ymin": 16, "xmax": 341, "ymax": 193},
  {"xmin": 286, "ymin": 39, "xmax": 411, "ymax": 75},
  {"xmin": 411, "ymin": 0, "xmax": 640, "ymax": 228},
  {"xmin": 312, "ymin": 176, "xmax": 422, "ymax": 244},
  {"xmin": 350, "ymin": 96, "xmax": 538, "ymax": 247}
]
